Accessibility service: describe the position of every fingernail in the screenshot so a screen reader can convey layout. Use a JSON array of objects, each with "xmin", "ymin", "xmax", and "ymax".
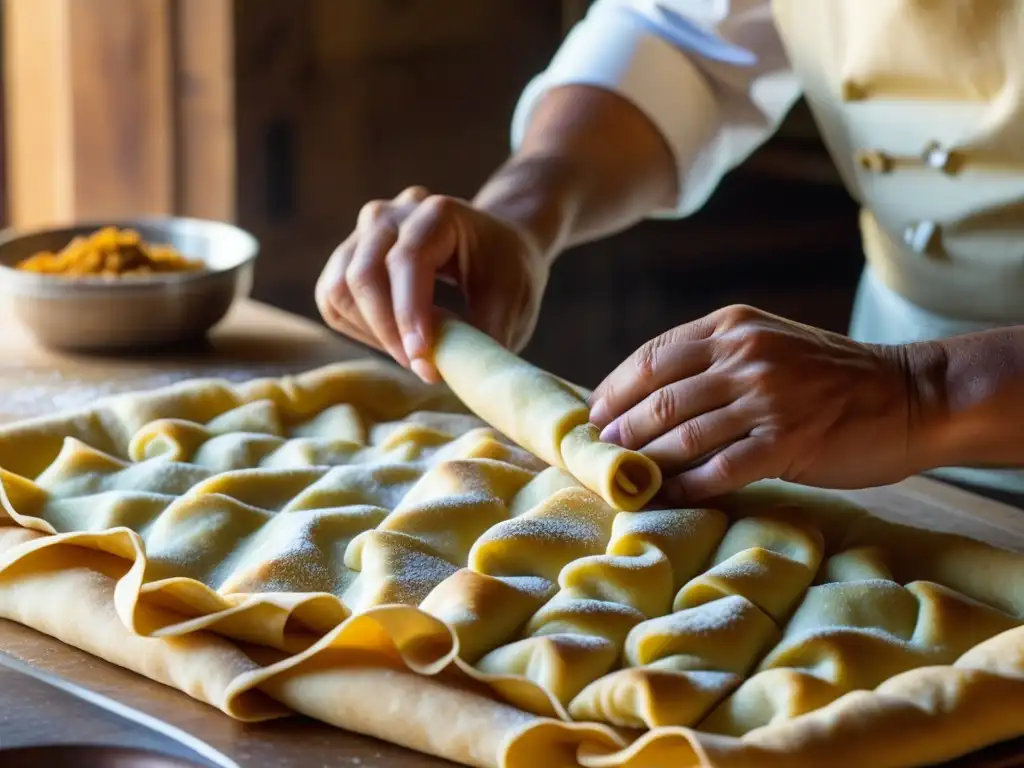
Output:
[
  {"xmin": 403, "ymin": 331, "xmax": 427, "ymax": 361},
  {"xmin": 411, "ymin": 358, "xmax": 435, "ymax": 383},
  {"xmin": 589, "ymin": 399, "xmax": 608, "ymax": 425},
  {"xmin": 599, "ymin": 420, "xmax": 621, "ymax": 445}
]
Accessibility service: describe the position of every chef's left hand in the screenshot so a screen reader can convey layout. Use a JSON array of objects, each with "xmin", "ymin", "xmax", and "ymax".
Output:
[{"xmin": 588, "ymin": 305, "xmax": 933, "ymax": 502}]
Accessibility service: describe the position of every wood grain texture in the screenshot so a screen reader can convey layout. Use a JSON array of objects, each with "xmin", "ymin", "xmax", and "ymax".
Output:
[
  {"xmin": 68, "ymin": 0, "xmax": 175, "ymax": 219},
  {"xmin": 174, "ymin": 0, "xmax": 235, "ymax": 222},
  {"xmin": 231, "ymin": 0, "xmax": 562, "ymax": 318},
  {"xmin": 2, "ymin": 0, "xmax": 235, "ymax": 227},
  {"xmin": 0, "ymin": 621, "xmax": 453, "ymax": 767},
  {"xmin": 0, "ymin": 662, "xmax": 216, "ymax": 764},
  {"xmin": 3, "ymin": 0, "xmax": 75, "ymax": 226}
]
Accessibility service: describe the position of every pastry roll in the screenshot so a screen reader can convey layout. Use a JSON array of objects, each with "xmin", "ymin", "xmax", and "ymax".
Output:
[{"xmin": 431, "ymin": 320, "xmax": 662, "ymax": 511}]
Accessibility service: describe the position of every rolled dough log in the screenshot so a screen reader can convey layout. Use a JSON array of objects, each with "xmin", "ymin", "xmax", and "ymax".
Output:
[{"xmin": 430, "ymin": 320, "xmax": 661, "ymax": 512}]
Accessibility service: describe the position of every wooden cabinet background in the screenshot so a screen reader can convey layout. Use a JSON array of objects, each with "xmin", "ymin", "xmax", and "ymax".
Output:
[
  {"xmin": 230, "ymin": 0, "xmax": 861, "ymax": 386},
  {"xmin": 2, "ymin": 0, "xmax": 862, "ymax": 386},
  {"xmin": 233, "ymin": 0, "xmax": 565, "ymax": 323}
]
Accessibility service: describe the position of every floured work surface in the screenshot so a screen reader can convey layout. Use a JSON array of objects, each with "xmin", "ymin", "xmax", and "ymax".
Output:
[
  {"xmin": 1, "ymin": 332, "xmax": 1024, "ymax": 767},
  {"xmin": 0, "ymin": 299, "xmax": 372, "ymax": 424}
]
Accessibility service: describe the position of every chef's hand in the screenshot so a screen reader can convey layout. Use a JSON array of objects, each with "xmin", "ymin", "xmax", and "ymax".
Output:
[
  {"xmin": 316, "ymin": 185, "xmax": 549, "ymax": 382},
  {"xmin": 588, "ymin": 305, "xmax": 931, "ymax": 502}
]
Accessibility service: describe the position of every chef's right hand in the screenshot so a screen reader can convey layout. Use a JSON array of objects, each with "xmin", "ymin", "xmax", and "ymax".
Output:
[{"xmin": 316, "ymin": 185, "xmax": 549, "ymax": 383}]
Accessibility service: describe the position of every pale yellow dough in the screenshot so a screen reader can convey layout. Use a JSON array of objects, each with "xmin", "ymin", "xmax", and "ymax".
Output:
[
  {"xmin": 431, "ymin": 319, "xmax": 662, "ymax": 512},
  {"xmin": 0, "ymin": 349, "xmax": 1023, "ymax": 768}
]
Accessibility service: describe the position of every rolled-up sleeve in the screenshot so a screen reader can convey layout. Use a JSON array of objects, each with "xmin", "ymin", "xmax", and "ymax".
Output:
[{"xmin": 511, "ymin": 0, "xmax": 802, "ymax": 217}]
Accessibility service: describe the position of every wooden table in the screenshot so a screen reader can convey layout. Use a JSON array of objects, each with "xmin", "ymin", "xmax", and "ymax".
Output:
[
  {"xmin": 0, "ymin": 299, "xmax": 377, "ymax": 422},
  {"xmin": 0, "ymin": 300, "xmax": 1022, "ymax": 767}
]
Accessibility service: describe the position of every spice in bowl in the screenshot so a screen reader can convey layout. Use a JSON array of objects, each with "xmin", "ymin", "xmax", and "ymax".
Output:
[{"xmin": 14, "ymin": 226, "xmax": 204, "ymax": 277}]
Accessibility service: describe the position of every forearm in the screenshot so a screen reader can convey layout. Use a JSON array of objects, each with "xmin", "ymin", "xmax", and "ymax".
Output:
[
  {"xmin": 910, "ymin": 326, "xmax": 1024, "ymax": 469},
  {"xmin": 472, "ymin": 84, "xmax": 678, "ymax": 264}
]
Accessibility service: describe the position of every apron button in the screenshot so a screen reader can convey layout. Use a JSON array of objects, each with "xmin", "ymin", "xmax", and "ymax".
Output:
[
  {"xmin": 841, "ymin": 80, "xmax": 867, "ymax": 101},
  {"xmin": 855, "ymin": 149, "xmax": 894, "ymax": 173},
  {"xmin": 922, "ymin": 141, "xmax": 961, "ymax": 173},
  {"xmin": 903, "ymin": 221, "xmax": 940, "ymax": 254}
]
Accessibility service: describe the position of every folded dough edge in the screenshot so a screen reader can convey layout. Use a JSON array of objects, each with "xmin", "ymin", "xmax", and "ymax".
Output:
[{"xmin": 0, "ymin": 363, "xmax": 1023, "ymax": 768}]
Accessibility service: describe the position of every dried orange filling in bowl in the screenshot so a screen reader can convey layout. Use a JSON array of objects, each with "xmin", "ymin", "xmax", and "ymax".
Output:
[{"xmin": 15, "ymin": 226, "xmax": 204, "ymax": 277}]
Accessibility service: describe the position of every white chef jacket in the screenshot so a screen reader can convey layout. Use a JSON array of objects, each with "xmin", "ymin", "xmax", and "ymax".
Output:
[{"xmin": 510, "ymin": 0, "xmax": 1024, "ymax": 496}]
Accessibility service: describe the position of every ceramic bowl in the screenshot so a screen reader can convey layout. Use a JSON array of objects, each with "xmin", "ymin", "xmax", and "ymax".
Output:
[{"xmin": 0, "ymin": 217, "xmax": 259, "ymax": 351}]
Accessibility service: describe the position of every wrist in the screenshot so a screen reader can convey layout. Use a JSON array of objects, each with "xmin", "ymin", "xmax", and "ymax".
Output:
[
  {"xmin": 472, "ymin": 152, "xmax": 583, "ymax": 267},
  {"xmin": 896, "ymin": 340, "xmax": 955, "ymax": 472},
  {"xmin": 920, "ymin": 329, "xmax": 1024, "ymax": 470}
]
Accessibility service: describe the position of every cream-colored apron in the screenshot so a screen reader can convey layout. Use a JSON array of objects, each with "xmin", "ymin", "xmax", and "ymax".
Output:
[{"xmin": 772, "ymin": 0, "xmax": 1024, "ymax": 497}]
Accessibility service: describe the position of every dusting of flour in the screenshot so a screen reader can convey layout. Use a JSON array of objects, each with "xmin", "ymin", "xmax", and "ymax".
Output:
[{"xmin": 0, "ymin": 365, "xmax": 309, "ymax": 422}]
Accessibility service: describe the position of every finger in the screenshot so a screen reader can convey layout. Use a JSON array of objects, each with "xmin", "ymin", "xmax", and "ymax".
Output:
[
  {"xmin": 589, "ymin": 335, "xmax": 711, "ymax": 427},
  {"xmin": 388, "ymin": 198, "xmax": 462, "ymax": 380},
  {"xmin": 316, "ymin": 238, "xmax": 371, "ymax": 337},
  {"xmin": 346, "ymin": 224, "xmax": 409, "ymax": 367},
  {"xmin": 599, "ymin": 373, "xmax": 733, "ymax": 449},
  {"xmin": 394, "ymin": 185, "xmax": 431, "ymax": 205},
  {"xmin": 590, "ymin": 314, "xmax": 720, "ymax": 407},
  {"xmin": 317, "ymin": 270, "xmax": 379, "ymax": 350},
  {"xmin": 316, "ymin": 236, "xmax": 354, "ymax": 307},
  {"xmin": 323, "ymin": 308, "xmax": 383, "ymax": 352},
  {"xmin": 662, "ymin": 434, "xmax": 782, "ymax": 503},
  {"xmin": 640, "ymin": 402, "xmax": 753, "ymax": 473},
  {"xmin": 317, "ymin": 284, "xmax": 381, "ymax": 351}
]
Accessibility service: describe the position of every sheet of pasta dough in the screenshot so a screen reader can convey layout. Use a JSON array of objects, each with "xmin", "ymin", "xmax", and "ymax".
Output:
[{"xmin": 0, "ymin": 348, "xmax": 1023, "ymax": 768}]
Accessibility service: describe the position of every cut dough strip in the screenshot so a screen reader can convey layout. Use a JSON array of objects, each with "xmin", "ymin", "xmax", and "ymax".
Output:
[{"xmin": 431, "ymin": 320, "xmax": 662, "ymax": 512}]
